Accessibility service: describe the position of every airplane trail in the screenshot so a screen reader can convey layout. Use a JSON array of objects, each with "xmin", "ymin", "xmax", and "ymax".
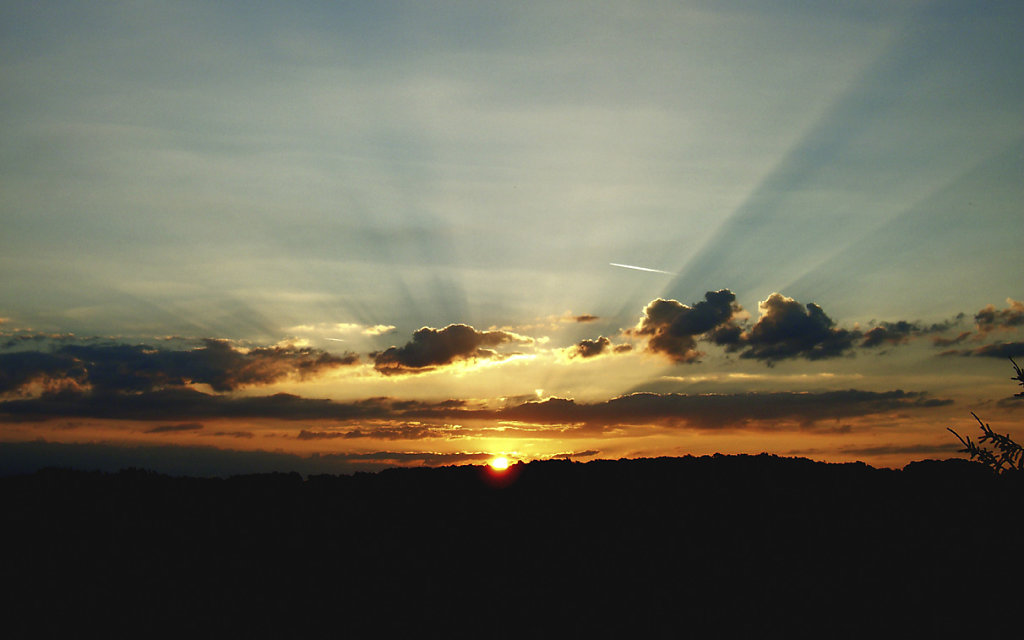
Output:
[{"xmin": 609, "ymin": 263, "xmax": 676, "ymax": 275}]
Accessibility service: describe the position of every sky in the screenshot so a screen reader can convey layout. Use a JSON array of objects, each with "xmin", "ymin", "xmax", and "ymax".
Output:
[{"xmin": 1, "ymin": 0, "xmax": 1022, "ymax": 476}]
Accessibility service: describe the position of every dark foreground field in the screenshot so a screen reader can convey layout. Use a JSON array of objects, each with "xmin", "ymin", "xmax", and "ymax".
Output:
[{"xmin": 4, "ymin": 454, "xmax": 1022, "ymax": 636}]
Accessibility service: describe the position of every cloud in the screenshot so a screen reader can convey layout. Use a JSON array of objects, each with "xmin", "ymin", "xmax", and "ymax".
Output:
[
  {"xmin": 0, "ymin": 350, "xmax": 89, "ymax": 395},
  {"xmin": 786, "ymin": 442, "xmax": 961, "ymax": 457},
  {"xmin": 298, "ymin": 424, "xmax": 447, "ymax": 441},
  {"xmin": 940, "ymin": 341, "xmax": 1024, "ymax": 359},
  {"xmin": 628, "ymin": 290, "xmax": 741, "ymax": 363},
  {"xmin": 1, "ymin": 385, "xmax": 951, "ymax": 434},
  {"xmin": 861, "ymin": 321, "xmax": 920, "ymax": 348},
  {"xmin": 373, "ymin": 324, "xmax": 530, "ymax": 375},
  {"xmin": 0, "ymin": 339, "xmax": 358, "ymax": 396},
  {"xmin": 975, "ymin": 298, "xmax": 1024, "ymax": 335},
  {"xmin": 361, "ymin": 324, "xmax": 397, "ymax": 336},
  {"xmin": 145, "ymin": 423, "xmax": 204, "ymax": 434},
  {"xmin": 836, "ymin": 442, "xmax": 961, "ymax": 457},
  {"xmin": 566, "ymin": 336, "xmax": 633, "ymax": 360},
  {"xmin": 625, "ymin": 291, "xmax": 975, "ymax": 360},
  {"xmin": 858, "ymin": 313, "xmax": 972, "ymax": 349},
  {"xmin": 1, "ymin": 330, "xmax": 78, "ymax": 349},
  {"xmin": 494, "ymin": 390, "xmax": 950, "ymax": 431},
  {"xmin": 573, "ymin": 314, "xmax": 600, "ymax": 323},
  {"xmin": 932, "ymin": 331, "xmax": 971, "ymax": 347},
  {"xmin": 569, "ymin": 336, "xmax": 611, "ymax": 359},
  {"xmin": 739, "ymin": 293, "xmax": 856, "ymax": 362},
  {"xmin": 0, "ymin": 440, "xmax": 494, "ymax": 477},
  {"xmin": 287, "ymin": 322, "xmax": 396, "ymax": 337},
  {"xmin": 549, "ymin": 450, "xmax": 601, "ymax": 460},
  {"xmin": 0, "ymin": 388, "xmax": 395, "ymax": 422}
]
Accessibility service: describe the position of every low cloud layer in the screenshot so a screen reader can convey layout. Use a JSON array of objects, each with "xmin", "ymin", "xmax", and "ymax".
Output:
[
  {"xmin": 373, "ymin": 324, "xmax": 528, "ymax": 375},
  {"xmin": 492, "ymin": 389, "xmax": 950, "ymax": 431},
  {"xmin": 0, "ymin": 340, "xmax": 358, "ymax": 395},
  {"xmin": 145, "ymin": 423, "xmax": 204, "ymax": 434},
  {"xmin": 0, "ymin": 385, "xmax": 951, "ymax": 433},
  {"xmin": 0, "ymin": 440, "xmax": 493, "ymax": 477}
]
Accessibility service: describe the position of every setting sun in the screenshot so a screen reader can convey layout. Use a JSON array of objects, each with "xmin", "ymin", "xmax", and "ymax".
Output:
[{"xmin": 489, "ymin": 456, "xmax": 510, "ymax": 471}]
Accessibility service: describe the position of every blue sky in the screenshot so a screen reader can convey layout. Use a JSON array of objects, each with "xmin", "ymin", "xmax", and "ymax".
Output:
[{"xmin": 1, "ymin": 1, "xmax": 1021, "ymax": 475}]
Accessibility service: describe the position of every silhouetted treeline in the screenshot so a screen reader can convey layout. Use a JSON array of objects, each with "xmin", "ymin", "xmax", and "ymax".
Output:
[{"xmin": 4, "ymin": 455, "xmax": 1022, "ymax": 636}]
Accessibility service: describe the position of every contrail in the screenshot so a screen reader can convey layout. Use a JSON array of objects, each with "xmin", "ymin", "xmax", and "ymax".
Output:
[{"xmin": 609, "ymin": 263, "xmax": 676, "ymax": 275}]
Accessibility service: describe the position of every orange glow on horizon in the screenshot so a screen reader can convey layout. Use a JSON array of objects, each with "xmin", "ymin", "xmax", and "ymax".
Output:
[{"xmin": 489, "ymin": 456, "xmax": 510, "ymax": 471}]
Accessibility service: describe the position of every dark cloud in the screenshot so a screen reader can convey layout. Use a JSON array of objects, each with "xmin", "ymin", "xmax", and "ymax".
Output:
[
  {"xmin": 0, "ymin": 340, "xmax": 358, "ymax": 396},
  {"xmin": 975, "ymin": 299, "xmax": 1024, "ymax": 334},
  {"xmin": 296, "ymin": 430, "xmax": 347, "ymax": 440},
  {"xmin": 940, "ymin": 342, "xmax": 1024, "ymax": 359},
  {"xmin": 492, "ymin": 389, "xmax": 950, "ymax": 431},
  {"xmin": 862, "ymin": 315, "xmax": 968, "ymax": 349},
  {"xmin": 373, "ymin": 324, "xmax": 527, "ymax": 375},
  {"xmin": 625, "ymin": 291, "xmax": 973, "ymax": 360},
  {"xmin": 997, "ymin": 396, "xmax": 1024, "ymax": 409},
  {"xmin": 0, "ymin": 350, "xmax": 88, "ymax": 394},
  {"xmin": 145, "ymin": 423, "xmax": 204, "ymax": 434},
  {"xmin": 739, "ymin": 293, "xmax": 856, "ymax": 362},
  {"xmin": 570, "ymin": 336, "xmax": 611, "ymax": 359},
  {"xmin": 786, "ymin": 442, "xmax": 960, "ymax": 457},
  {"xmin": 0, "ymin": 331, "xmax": 77, "ymax": 349},
  {"xmin": 0, "ymin": 440, "xmax": 493, "ymax": 477},
  {"xmin": 550, "ymin": 450, "xmax": 601, "ymax": 460},
  {"xmin": 298, "ymin": 424, "xmax": 446, "ymax": 441},
  {"xmin": 574, "ymin": 314, "xmax": 600, "ymax": 323},
  {"xmin": 932, "ymin": 331, "xmax": 971, "ymax": 347},
  {"xmin": 861, "ymin": 321, "xmax": 919, "ymax": 348},
  {"xmin": 837, "ymin": 443, "xmax": 961, "ymax": 457},
  {"xmin": 923, "ymin": 299, "xmax": 1024, "ymax": 349},
  {"xmin": 0, "ymin": 388, "xmax": 395, "ymax": 422},
  {"xmin": 1, "ymin": 386, "xmax": 952, "ymax": 434},
  {"xmin": 627, "ymin": 291, "xmax": 861, "ymax": 363},
  {"xmin": 629, "ymin": 290, "xmax": 741, "ymax": 363}
]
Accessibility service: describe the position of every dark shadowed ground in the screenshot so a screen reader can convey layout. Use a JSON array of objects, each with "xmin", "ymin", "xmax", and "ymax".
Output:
[{"xmin": 4, "ymin": 455, "xmax": 1021, "ymax": 636}]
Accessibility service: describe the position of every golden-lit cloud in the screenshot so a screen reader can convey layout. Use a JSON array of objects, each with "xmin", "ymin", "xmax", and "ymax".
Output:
[{"xmin": 286, "ymin": 322, "xmax": 396, "ymax": 337}]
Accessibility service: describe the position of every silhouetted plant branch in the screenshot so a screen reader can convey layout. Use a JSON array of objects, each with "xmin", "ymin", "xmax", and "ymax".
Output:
[
  {"xmin": 1012, "ymin": 357, "xmax": 1024, "ymax": 397},
  {"xmin": 947, "ymin": 358, "xmax": 1024, "ymax": 474}
]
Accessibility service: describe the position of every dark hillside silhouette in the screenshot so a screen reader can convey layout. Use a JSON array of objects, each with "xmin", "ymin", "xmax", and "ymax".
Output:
[{"xmin": 4, "ymin": 454, "xmax": 1022, "ymax": 636}]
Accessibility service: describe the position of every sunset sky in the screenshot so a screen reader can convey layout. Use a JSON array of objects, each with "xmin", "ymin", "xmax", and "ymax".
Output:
[{"xmin": 2, "ymin": 1, "xmax": 1022, "ymax": 476}]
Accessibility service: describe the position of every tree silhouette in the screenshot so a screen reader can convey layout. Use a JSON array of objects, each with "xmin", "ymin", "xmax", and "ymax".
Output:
[{"xmin": 948, "ymin": 358, "xmax": 1024, "ymax": 474}]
